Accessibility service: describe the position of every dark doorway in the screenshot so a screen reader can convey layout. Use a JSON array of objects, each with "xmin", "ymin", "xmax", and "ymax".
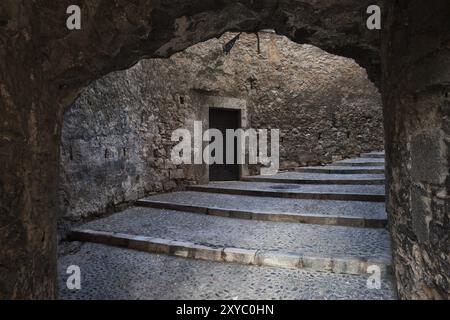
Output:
[{"xmin": 209, "ymin": 108, "xmax": 241, "ymax": 181}]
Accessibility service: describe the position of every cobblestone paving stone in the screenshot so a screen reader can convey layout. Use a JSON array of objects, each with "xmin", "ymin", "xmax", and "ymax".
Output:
[
  {"xmin": 334, "ymin": 158, "xmax": 385, "ymax": 164},
  {"xmin": 142, "ymin": 191, "xmax": 387, "ymax": 219},
  {"xmin": 58, "ymin": 243, "xmax": 396, "ymax": 300},
  {"xmin": 190, "ymin": 181, "xmax": 385, "ymax": 195},
  {"xmin": 244, "ymin": 172, "xmax": 385, "ymax": 182},
  {"xmin": 79, "ymin": 207, "xmax": 391, "ymax": 261},
  {"xmin": 295, "ymin": 166, "xmax": 385, "ymax": 173},
  {"xmin": 332, "ymin": 160, "xmax": 385, "ymax": 167}
]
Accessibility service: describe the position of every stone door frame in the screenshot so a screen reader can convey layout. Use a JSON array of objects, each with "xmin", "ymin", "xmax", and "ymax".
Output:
[{"xmin": 194, "ymin": 94, "xmax": 249, "ymax": 183}]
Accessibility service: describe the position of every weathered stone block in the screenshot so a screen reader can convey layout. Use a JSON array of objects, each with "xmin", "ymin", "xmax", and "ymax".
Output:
[
  {"xmin": 223, "ymin": 247, "xmax": 257, "ymax": 265},
  {"xmin": 169, "ymin": 169, "xmax": 185, "ymax": 180},
  {"xmin": 410, "ymin": 130, "xmax": 447, "ymax": 184}
]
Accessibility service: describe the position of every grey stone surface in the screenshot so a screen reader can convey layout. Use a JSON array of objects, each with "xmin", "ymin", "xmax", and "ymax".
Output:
[
  {"xmin": 410, "ymin": 185, "xmax": 430, "ymax": 244},
  {"xmin": 59, "ymin": 33, "xmax": 383, "ymax": 221},
  {"xmin": 70, "ymin": 229, "xmax": 387, "ymax": 274},
  {"xmin": 333, "ymin": 158, "xmax": 385, "ymax": 167},
  {"xmin": 383, "ymin": 1, "xmax": 450, "ymax": 298},
  {"xmin": 3, "ymin": 0, "xmax": 449, "ymax": 301},
  {"xmin": 360, "ymin": 152, "xmax": 385, "ymax": 158},
  {"xmin": 336, "ymin": 157, "xmax": 385, "ymax": 163},
  {"xmin": 140, "ymin": 191, "xmax": 387, "ymax": 220},
  {"xmin": 295, "ymin": 166, "xmax": 385, "ymax": 174},
  {"xmin": 242, "ymin": 172, "xmax": 385, "ymax": 185},
  {"xmin": 188, "ymin": 181, "xmax": 385, "ymax": 202},
  {"xmin": 76, "ymin": 207, "xmax": 391, "ymax": 263},
  {"xmin": 58, "ymin": 243, "xmax": 396, "ymax": 300},
  {"xmin": 410, "ymin": 130, "xmax": 447, "ymax": 184},
  {"xmin": 59, "ymin": 31, "xmax": 383, "ymax": 224}
]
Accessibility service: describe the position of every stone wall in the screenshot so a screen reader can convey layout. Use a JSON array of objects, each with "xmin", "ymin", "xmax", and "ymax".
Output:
[
  {"xmin": 382, "ymin": 1, "xmax": 450, "ymax": 299},
  {"xmin": 217, "ymin": 33, "xmax": 383, "ymax": 168},
  {"xmin": 59, "ymin": 62, "xmax": 198, "ymax": 226},
  {"xmin": 59, "ymin": 32, "xmax": 383, "ymax": 226}
]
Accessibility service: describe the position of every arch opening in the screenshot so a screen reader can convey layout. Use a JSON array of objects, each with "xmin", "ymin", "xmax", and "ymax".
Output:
[{"xmin": 57, "ymin": 31, "xmax": 386, "ymax": 299}]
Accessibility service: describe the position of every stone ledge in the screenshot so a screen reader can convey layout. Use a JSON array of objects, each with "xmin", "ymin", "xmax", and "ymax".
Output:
[
  {"xmin": 186, "ymin": 185, "xmax": 386, "ymax": 202},
  {"xmin": 69, "ymin": 229, "xmax": 391, "ymax": 276},
  {"xmin": 136, "ymin": 199, "xmax": 387, "ymax": 228},
  {"xmin": 295, "ymin": 167, "xmax": 385, "ymax": 174},
  {"xmin": 241, "ymin": 176, "xmax": 386, "ymax": 185}
]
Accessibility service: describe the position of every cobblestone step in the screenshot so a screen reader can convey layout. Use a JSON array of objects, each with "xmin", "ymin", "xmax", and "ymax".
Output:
[
  {"xmin": 61, "ymin": 151, "xmax": 394, "ymax": 300},
  {"xmin": 187, "ymin": 181, "xmax": 385, "ymax": 202},
  {"xmin": 59, "ymin": 243, "xmax": 396, "ymax": 300},
  {"xmin": 68, "ymin": 207, "xmax": 391, "ymax": 275},
  {"xmin": 137, "ymin": 191, "xmax": 387, "ymax": 228},
  {"xmin": 332, "ymin": 158, "xmax": 385, "ymax": 167},
  {"xmin": 360, "ymin": 152, "xmax": 385, "ymax": 159},
  {"xmin": 242, "ymin": 172, "xmax": 385, "ymax": 185},
  {"xmin": 295, "ymin": 166, "xmax": 385, "ymax": 174}
]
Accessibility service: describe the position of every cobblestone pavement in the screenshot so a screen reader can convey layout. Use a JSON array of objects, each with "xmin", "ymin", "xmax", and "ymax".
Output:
[
  {"xmin": 295, "ymin": 166, "xmax": 385, "ymax": 174},
  {"xmin": 79, "ymin": 207, "xmax": 391, "ymax": 262},
  {"xmin": 243, "ymin": 171, "xmax": 385, "ymax": 184},
  {"xmin": 189, "ymin": 181, "xmax": 385, "ymax": 196},
  {"xmin": 141, "ymin": 191, "xmax": 387, "ymax": 219},
  {"xmin": 59, "ymin": 243, "xmax": 396, "ymax": 300},
  {"xmin": 60, "ymin": 153, "xmax": 396, "ymax": 299},
  {"xmin": 334, "ymin": 158, "xmax": 385, "ymax": 165}
]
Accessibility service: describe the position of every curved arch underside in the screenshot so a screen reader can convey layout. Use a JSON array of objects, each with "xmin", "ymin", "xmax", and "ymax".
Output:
[{"xmin": 1, "ymin": 0, "xmax": 381, "ymax": 95}]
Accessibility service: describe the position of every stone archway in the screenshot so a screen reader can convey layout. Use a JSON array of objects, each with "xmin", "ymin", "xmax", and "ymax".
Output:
[{"xmin": 0, "ymin": 0, "xmax": 448, "ymax": 299}]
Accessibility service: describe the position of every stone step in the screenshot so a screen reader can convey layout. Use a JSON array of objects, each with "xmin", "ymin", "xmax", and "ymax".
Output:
[
  {"xmin": 360, "ymin": 152, "xmax": 385, "ymax": 159},
  {"xmin": 187, "ymin": 181, "xmax": 386, "ymax": 202},
  {"xmin": 332, "ymin": 158, "xmax": 385, "ymax": 167},
  {"xmin": 137, "ymin": 191, "xmax": 387, "ymax": 228},
  {"xmin": 69, "ymin": 207, "xmax": 392, "ymax": 276},
  {"xmin": 59, "ymin": 243, "xmax": 396, "ymax": 300},
  {"xmin": 242, "ymin": 172, "xmax": 385, "ymax": 185},
  {"xmin": 295, "ymin": 166, "xmax": 385, "ymax": 174}
]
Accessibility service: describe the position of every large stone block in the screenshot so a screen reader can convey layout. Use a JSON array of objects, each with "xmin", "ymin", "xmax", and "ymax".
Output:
[{"xmin": 410, "ymin": 130, "xmax": 447, "ymax": 184}]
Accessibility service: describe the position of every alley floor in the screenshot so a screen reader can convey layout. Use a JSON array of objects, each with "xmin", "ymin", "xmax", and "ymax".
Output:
[{"xmin": 58, "ymin": 151, "xmax": 397, "ymax": 300}]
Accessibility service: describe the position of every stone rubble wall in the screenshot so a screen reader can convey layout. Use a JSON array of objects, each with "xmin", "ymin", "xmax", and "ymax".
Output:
[{"xmin": 59, "ymin": 32, "xmax": 383, "ymax": 226}]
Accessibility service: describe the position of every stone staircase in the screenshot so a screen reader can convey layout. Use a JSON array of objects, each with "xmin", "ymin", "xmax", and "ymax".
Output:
[{"xmin": 60, "ymin": 151, "xmax": 397, "ymax": 300}]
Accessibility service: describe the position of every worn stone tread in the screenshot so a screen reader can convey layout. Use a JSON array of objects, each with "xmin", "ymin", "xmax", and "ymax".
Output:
[
  {"xmin": 70, "ymin": 207, "xmax": 391, "ymax": 271},
  {"xmin": 70, "ymin": 228, "xmax": 391, "ymax": 275},
  {"xmin": 360, "ymin": 152, "xmax": 385, "ymax": 159},
  {"xmin": 187, "ymin": 181, "xmax": 385, "ymax": 202},
  {"xmin": 295, "ymin": 166, "xmax": 385, "ymax": 174},
  {"xmin": 242, "ymin": 172, "xmax": 385, "ymax": 185},
  {"xmin": 137, "ymin": 191, "xmax": 387, "ymax": 228},
  {"xmin": 332, "ymin": 158, "xmax": 385, "ymax": 167},
  {"xmin": 59, "ymin": 243, "xmax": 396, "ymax": 300}
]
